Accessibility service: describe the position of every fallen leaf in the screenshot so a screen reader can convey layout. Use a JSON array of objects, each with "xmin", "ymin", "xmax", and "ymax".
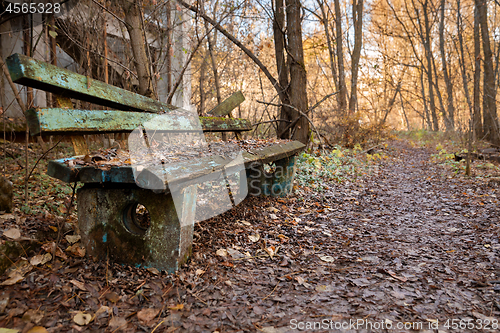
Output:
[
  {"xmin": 227, "ymin": 248, "xmax": 245, "ymax": 259},
  {"xmin": 168, "ymin": 303, "xmax": 184, "ymax": 311},
  {"xmin": 5, "ymin": 260, "xmax": 33, "ymax": 278},
  {"xmin": 319, "ymin": 255, "xmax": 335, "ymax": 262},
  {"xmin": 216, "ymin": 248, "xmax": 228, "ymax": 257},
  {"xmin": 238, "ymin": 220, "xmax": 251, "ymax": 226},
  {"xmin": 147, "ymin": 267, "xmax": 160, "ymax": 275},
  {"xmin": 25, "ymin": 327, "xmax": 48, "ymax": 333},
  {"xmin": 95, "ymin": 306, "xmax": 110, "ymax": 319},
  {"xmin": 66, "ymin": 244, "xmax": 86, "ymax": 257},
  {"xmin": 265, "ymin": 246, "xmax": 279, "ymax": 259},
  {"xmin": 30, "ymin": 253, "xmax": 52, "ymax": 266},
  {"xmin": 70, "ymin": 280, "xmax": 87, "ymax": 291},
  {"xmin": 248, "ymin": 233, "xmax": 260, "ymax": 242},
  {"xmin": 65, "ymin": 235, "xmax": 81, "ymax": 244},
  {"xmin": 108, "ymin": 316, "xmax": 127, "ymax": 329},
  {"xmin": 137, "ymin": 308, "xmax": 160, "ymax": 325},
  {"xmin": 3, "ymin": 228, "xmax": 21, "ymax": 240},
  {"xmin": 73, "ymin": 311, "xmax": 92, "ymax": 326},
  {"xmin": 22, "ymin": 309, "xmax": 44, "ymax": 324},
  {"xmin": 41, "ymin": 242, "xmax": 67, "ymax": 260},
  {"xmin": 0, "ymin": 213, "xmax": 15, "ymax": 220},
  {"xmin": 387, "ymin": 270, "xmax": 408, "ymax": 282},
  {"xmin": 0, "ymin": 329, "xmax": 20, "ymax": 333},
  {"xmin": 195, "ymin": 269, "xmax": 205, "ymax": 276},
  {"xmin": 1, "ymin": 273, "xmax": 24, "ymax": 286},
  {"xmin": 316, "ymin": 285, "xmax": 333, "ymax": 292},
  {"xmin": 104, "ymin": 291, "xmax": 120, "ymax": 303},
  {"xmin": 267, "ymin": 206, "xmax": 279, "ymax": 213},
  {"xmin": 269, "ymin": 213, "xmax": 278, "ymax": 220}
]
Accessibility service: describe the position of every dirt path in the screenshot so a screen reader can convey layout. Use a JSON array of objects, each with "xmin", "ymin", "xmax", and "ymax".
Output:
[
  {"xmin": 1, "ymin": 140, "xmax": 500, "ymax": 332},
  {"xmin": 189, "ymin": 140, "xmax": 500, "ymax": 332}
]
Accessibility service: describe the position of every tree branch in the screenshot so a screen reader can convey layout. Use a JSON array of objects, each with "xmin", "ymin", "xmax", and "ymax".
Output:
[
  {"xmin": 176, "ymin": 0, "xmax": 283, "ymax": 99},
  {"xmin": 257, "ymin": 100, "xmax": 324, "ymax": 146}
]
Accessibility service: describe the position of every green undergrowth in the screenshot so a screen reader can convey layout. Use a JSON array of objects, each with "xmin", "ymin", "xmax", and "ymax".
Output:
[
  {"xmin": 294, "ymin": 145, "xmax": 385, "ymax": 192},
  {"xmin": 396, "ymin": 129, "xmax": 463, "ymax": 150},
  {"xmin": 431, "ymin": 146, "xmax": 500, "ymax": 177}
]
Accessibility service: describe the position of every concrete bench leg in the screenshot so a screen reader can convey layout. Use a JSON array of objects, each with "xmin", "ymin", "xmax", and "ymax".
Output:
[
  {"xmin": 77, "ymin": 185, "xmax": 195, "ymax": 272},
  {"xmin": 246, "ymin": 155, "xmax": 297, "ymax": 197}
]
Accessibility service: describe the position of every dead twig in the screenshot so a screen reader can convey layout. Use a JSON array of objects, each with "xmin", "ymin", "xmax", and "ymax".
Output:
[{"xmin": 256, "ymin": 100, "xmax": 326, "ymax": 150}]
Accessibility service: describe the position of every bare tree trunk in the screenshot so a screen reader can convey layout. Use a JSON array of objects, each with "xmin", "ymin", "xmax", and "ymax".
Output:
[
  {"xmin": 286, "ymin": 0, "xmax": 309, "ymax": 143},
  {"xmin": 334, "ymin": 0, "xmax": 347, "ymax": 115},
  {"xmin": 121, "ymin": 0, "xmax": 154, "ymax": 97},
  {"xmin": 473, "ymin": 0, "xmax": 482, "ymax": 138},
  {"xmin": 348, "ymin": 0, "xmax": 363, "ymax": 114},
  {"xmin": 166, "ymin": 0, "xmax": 172, "ymax": 93},
  {"xmin": 422, "ymin": 0, "xmax": 438, "ymax": 131},
  {"xmin": 273, "ymin": 0, "xmax": 292, "ymax": 139},
  {"xmin": 456, "ymin": 0, "xmax": 473, "ymax": 116},
  {"xmin": 477, "ymin": 0, "xmax": 499, "ymax": 143},
  {"xmin": 199, "ymin": 51, "xmax": 207, "ymax": 115},
  {"xmin": 439, "ymin": 0, "xmax": 455, "ymax": 131},
  {"xmin": 206, "ymin": 23, "xmax": 221, "ymax": 104},
  {"xmin": 420, "ymin": 67, "xmax": 431, "ymax": 130},
  {"xmin": 399, "ymin": 91, "xmax": 410, "ymax": 130},
  {"xmin": 316, "ymin": 0, "xmax": 338, "ymax": 93}
]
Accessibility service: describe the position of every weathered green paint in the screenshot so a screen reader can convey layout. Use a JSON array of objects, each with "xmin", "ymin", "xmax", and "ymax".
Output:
[
  {"xmin": 200, "ymin": 116, "xmax": 251, "ymax": 132},
  {"xmin": 7, "ymin": 53, "xmax": 179, "ymax": 114},
  {"xmin": 25, "ymin": 108, "xmax": 252, "ymax": 135},
  {"xmin": 207, "ymin": 91, "xmax": 245, "ymax": 116},
  {"xmin": 77, "ymin": 185, "xmax": 193, "ymax": 272},
  {"xmin": 48, "ymin": 141, "xmax": 305, "ymax": 187}
]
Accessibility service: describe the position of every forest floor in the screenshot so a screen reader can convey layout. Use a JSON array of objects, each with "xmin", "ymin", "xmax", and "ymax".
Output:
[{"xmin": 1, "ymin": 135, "xmax": 500, "ymax": 332}]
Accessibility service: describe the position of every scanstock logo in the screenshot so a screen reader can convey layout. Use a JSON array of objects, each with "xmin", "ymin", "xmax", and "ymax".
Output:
[{"xmin": 128, "ymin": 109, "xmax": 248, "ymax": 227}]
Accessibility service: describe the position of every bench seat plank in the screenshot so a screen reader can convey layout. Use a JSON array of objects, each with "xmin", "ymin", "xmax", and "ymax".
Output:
[
  {"xmin": 26, "ymin": 108, "xmax": 252, "ymax": 135},
  {"xmin": 7, "ymin": 53, "xmax": 177, "ymax": 113},
  {"xmin": 47, "ymin": 141, "xmax": 305, "ymax": 187}
]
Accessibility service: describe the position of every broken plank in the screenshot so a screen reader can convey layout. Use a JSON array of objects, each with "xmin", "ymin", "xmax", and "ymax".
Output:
[
  {"xmin": 6, "ymin": 53, "xmax": 178, "ymax": 114},
  {"xmin": 207, "ymin": 91, "xmax": 245, "ymax": 117}
]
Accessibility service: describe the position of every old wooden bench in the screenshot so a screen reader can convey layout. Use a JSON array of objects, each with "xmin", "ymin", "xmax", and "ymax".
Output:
[{"xmin": 7, "ymin": 53, "xmax": 305, "ymax": 272}]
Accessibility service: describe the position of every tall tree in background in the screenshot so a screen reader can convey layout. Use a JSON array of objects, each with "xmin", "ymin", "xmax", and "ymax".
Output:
[
  {"xmin": 439, "ymin": 0, "xmax": 455, "ymax": 131},
  {"xmin": 273, "ymin": 0, "xmax": 292, "ymax": 138},
  {"xmin": 420, "ymin": 0, "xmax": 438, "ymax": 131},
  {"xmin": 284, "ymin": 0, "xmax": 309, "ymax": 142},
  {"xmin": 120, "ymin": 0, "xmax": 154, "ymax": 97},
  {"xmin": 348, "ymin": 0, "xmax": 364, "ymax": 114},
  {"xmin": 476, "ymin": 0, "xmax": 498, "ymax": 143},
  {"xmin": 334, "ymin": 0, "xmax": 348, "ymax": 115}
]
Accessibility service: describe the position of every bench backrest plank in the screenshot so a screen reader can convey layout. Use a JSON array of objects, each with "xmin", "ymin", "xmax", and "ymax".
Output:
[
  {"xmin": 7, "ymin": 53, "xmax": 178, "ymax": 114},
  {"xmin": 26, "ymin": 108, "xmax": 252, "ymax": 135}
]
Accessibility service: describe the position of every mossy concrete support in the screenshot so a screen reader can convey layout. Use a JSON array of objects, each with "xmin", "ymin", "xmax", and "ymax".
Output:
[
  {"xmin": 77, "ymin": 185, "xmax": 194, "ymax": 272},
  {"xmin": 246, "ymin": 156, "xmax": 297, "ymax": 197}
]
